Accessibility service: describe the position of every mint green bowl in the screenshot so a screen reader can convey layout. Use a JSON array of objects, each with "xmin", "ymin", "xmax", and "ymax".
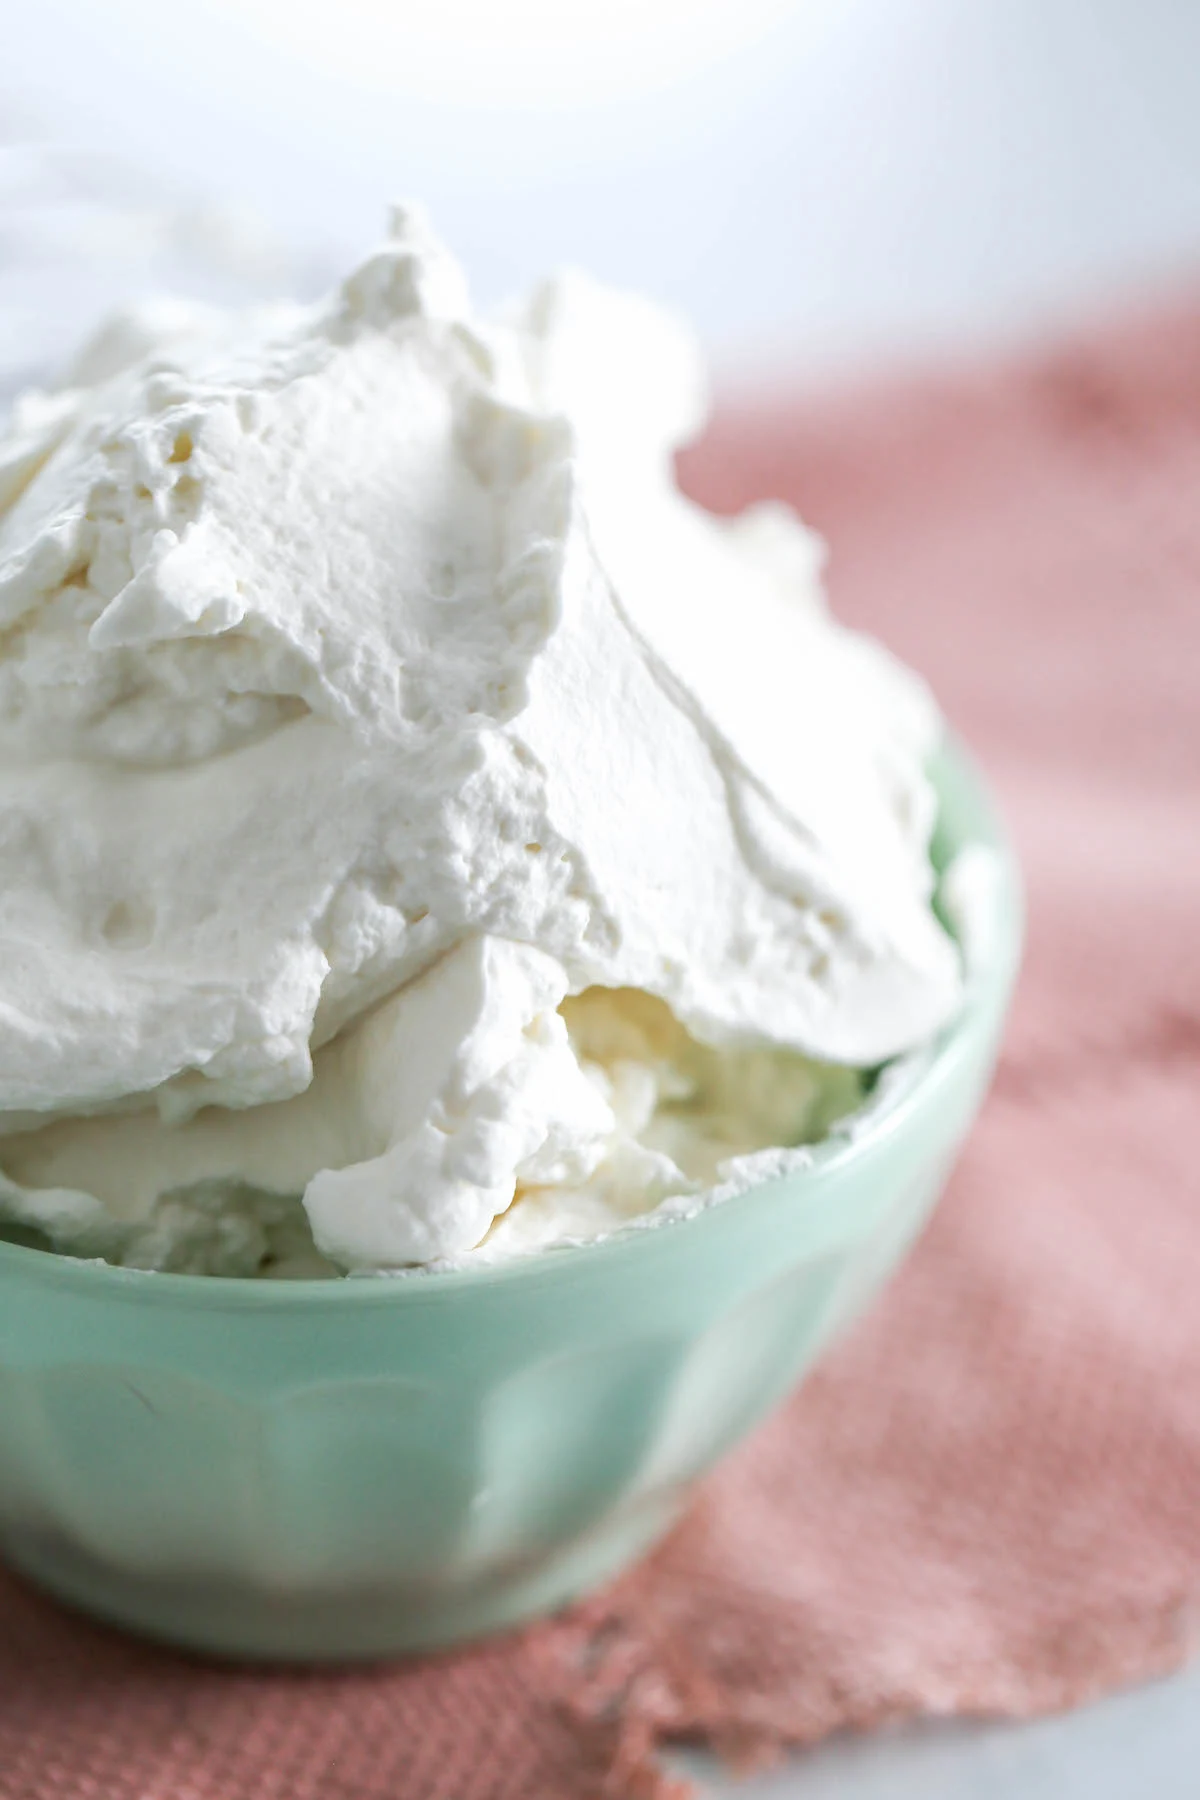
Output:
[{"xmin": 0, "ymin": 744, "xmax": 1020, "ymax": 1662}]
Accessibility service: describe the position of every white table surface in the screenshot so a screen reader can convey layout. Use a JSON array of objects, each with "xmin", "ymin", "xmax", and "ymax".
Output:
[{"xmin": 676, "ymin": 1657, "xmax": 1200, "ymax": 1796}]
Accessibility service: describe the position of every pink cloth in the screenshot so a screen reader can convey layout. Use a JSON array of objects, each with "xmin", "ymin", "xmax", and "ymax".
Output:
[{"xmin": 4, "ymin": 300, "xmax": 1200, "ymax": 1799}]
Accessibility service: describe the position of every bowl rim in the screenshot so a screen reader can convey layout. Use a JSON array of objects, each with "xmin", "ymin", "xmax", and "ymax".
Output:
[{"xmin": 0, "ymin": 737, "xmax": 1021, "ymax": 1308}]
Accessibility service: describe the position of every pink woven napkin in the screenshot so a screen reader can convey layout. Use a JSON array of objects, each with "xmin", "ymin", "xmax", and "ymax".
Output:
[{"xmin": 4, "ymin": 298, "xmax": 1200, "ymax": 1800}]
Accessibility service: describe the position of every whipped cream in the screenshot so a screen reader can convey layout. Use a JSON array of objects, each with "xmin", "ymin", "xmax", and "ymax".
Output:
[{"xmin": 0, "ymin": 207, "xmax": 962, "ymax": 1273}]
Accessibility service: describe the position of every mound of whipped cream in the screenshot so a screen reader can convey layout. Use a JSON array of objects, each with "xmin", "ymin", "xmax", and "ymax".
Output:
[{"xmin": 0, "ymin": 208, "xmax": 963, "ymax": 1275}]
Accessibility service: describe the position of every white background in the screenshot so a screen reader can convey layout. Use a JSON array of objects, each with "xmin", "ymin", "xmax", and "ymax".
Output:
[
  {"xmin": 5, "ymin": 0, "xmax": 1200, "ymax": 382},
  {"xmin": 3, "ymin": 1, "xmax": 1200, "ymax": 1790}
]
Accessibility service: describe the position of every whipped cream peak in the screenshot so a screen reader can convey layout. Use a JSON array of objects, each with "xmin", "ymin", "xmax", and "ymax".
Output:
[
  {"xmin": 0, "ymin": 209, "xmax": 963, "ymax": 1269},
  {"xmin": 337, "ymin": 202, "xmax": 472, "ymax": 331}
]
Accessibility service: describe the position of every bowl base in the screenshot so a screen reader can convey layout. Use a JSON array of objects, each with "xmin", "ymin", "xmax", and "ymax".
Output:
[{"xmin": 0, "ymin": 1496, "xmax": 682, "ymax": 1662}]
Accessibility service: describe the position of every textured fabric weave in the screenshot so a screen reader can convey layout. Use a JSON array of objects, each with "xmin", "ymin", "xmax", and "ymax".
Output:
[{"xmin": 3, "ymin": 299, "xmax": 1200, "ymax": 1798}]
